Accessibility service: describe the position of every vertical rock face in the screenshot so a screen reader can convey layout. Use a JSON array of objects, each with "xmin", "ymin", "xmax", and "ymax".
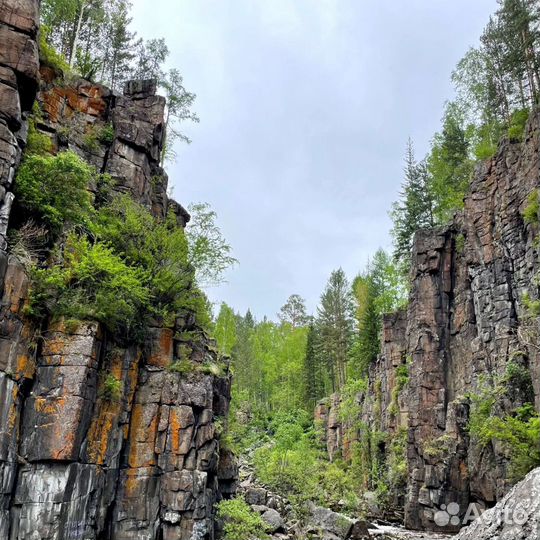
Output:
[
  {"xmin": 0, "ymin": 0, "xmax": 39, "ymax": 252},
  {"xmin": 317, "ymin": 113, "xmax": 540, "ymax": 532},
  {"xmin": 0, "ymin": 4, "xmax": 235, "ymax": 538},
  {"xmin": 404, "ymin": 112, "xmax": 540, "ymax": 531}
]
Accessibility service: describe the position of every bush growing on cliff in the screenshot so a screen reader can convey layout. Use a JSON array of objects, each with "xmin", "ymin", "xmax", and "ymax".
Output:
[
  {"xmin": 92, "ymin": 194, "xmax": 210, "ymax": 327},
  {"xmin": 14, "ymin": 151, "xmax": 97, "ymax": 235},
  {"xmin": 27, "ymin": 234, "xmax": 150, "ymax": 337},
  {"xmin": 468, "ymin": 364, "xmax": 540, "ymax": 480},
  {"xmin": 523, "ymin": 190, "xmax": 540, "ymax": 225}
]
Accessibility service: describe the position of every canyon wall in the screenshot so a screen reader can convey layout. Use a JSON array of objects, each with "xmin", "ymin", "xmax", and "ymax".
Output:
[
  {"xmin": 317, "ymin": 112, "xmax": 540, "ymax": 532},
  {"xmin": 0, "ymin": 3, "xmax": 235, "ymax": 539}
]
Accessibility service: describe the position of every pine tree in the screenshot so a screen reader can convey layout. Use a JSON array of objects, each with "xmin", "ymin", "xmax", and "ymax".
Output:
[
  {"xmin": 427, "ymin": 103, "xmax": 473, "ymax": 221},
  {"xmin": 303, "ymin": 323, "xmax": 324, "ymax": 410},
  {"xmin": 350, "ymin": 274, "xmax": 380, "ymax": 377},
  {"xmin": 316, "ymin": 268, "xmax": 354, "ymax": 392},
  {"xmin": 390, "ymin": 139, "xmax": 436, "ymax": 266}
]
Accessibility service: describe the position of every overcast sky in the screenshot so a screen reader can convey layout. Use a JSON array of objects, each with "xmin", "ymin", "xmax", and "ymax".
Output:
[{"xmin": 132, "ymin": 0, "xmax": 497, "ymax": 320}]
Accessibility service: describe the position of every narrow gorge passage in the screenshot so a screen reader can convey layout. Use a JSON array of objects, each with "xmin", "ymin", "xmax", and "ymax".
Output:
[{"xmin": 1, "ymin": 0, "xmax": 540, "ymax": 539}]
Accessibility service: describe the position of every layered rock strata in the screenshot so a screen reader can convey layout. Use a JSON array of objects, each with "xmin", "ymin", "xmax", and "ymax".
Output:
[
  {"xmin": 0, "ymin": 4, "xmax": 235, "ymax": 538},
  {"xmin": 317, "ymin": 112, "xmax": 540, "ymax": 532}
]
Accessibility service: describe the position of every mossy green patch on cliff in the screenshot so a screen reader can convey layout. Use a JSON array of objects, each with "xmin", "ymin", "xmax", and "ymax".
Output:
[{"xmin": 523, "ymin": 190, "xmax": 540, "ymax": 225}]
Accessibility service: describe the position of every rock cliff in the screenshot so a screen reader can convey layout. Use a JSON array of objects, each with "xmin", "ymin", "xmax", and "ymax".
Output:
[
  {"xmin": 317, "ymin": 112, "xmax": 540, "ymax": 533},
  {"xmin": 0, "ymin": 2, "xmax": 235, "ymax": 539}
]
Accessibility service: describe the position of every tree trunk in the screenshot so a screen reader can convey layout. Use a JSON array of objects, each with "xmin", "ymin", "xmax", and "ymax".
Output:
[{"xmin": 69, "ymin": 1, "xmax": 87, "ymax": 68}]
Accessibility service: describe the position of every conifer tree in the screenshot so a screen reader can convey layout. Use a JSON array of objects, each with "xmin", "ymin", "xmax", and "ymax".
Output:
[
  {"xmin": 303, "ymin": 323, "xmax": 324, "ymax": 410},
  {"xmin": 316, "ymin": 268, "xmax": 354, "ymax": 392},
  {"xmin": 390, "ymin": 140, "xmax": 436, "ymax": 265}
]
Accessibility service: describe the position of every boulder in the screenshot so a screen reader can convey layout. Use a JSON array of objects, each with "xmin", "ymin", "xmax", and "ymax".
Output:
[
  {"xmin": 261, "ymin": 507, "xmax": 285, "ymax": 533},
  {"xmin": 453, "ymin": 467, "xmax": 540, "ymax": 540},
  {"xmin": 306, "ymin": 502, "xmax": 354, "ymax": 539},
  {"xmin": 244, "ymin": 486, "xmax": 267, "ymax": 506}
]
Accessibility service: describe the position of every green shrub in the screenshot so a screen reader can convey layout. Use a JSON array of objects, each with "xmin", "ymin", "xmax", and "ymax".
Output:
[
  {"xmin": 523, "ymin": 190, "xmax": 539, "ymax": 225},
  {"xmin": 39, "ymin": 29, "xmax": 70, "ymax": 73},
  {"xmin": 27, "ymin": 234, "xmax": 149, "ymax": 337},
  {"xmin": 199, "ymin": 361, "xmax": 225, "ymax": 376},
  {"xmin": 387, "ymin": 428, "xmax": 408, "ymax": 490},
  {"xmin": 101, "ymin": 374, "xmax": 123, "ymax": 401},
  {"xmin": 468, "ymin": 365, "xmax": 539, "ymax": 480},
  {"xmin": 98, "ymin": 123, "xmax": 115, "ymax": 144},
  {"xmin": 473, "ymin": 403, "xmax": 539, "ymax": 480},
  {"xmin": 14, "ymin": 151, "xmax": 95, "ymax": 235},
  {"xmin": 508, "ymin": 109, "xmax": 529, "ymax": 142},
  {"xmin": 168, "ymin": 359, "xmax": 194, "ymax": 374},
  {"xmin": 216, "ymin": 498, "xmax": 269, "ymax": 540},
  {"xmin": 82, "ymin": 124, "xmax": 114, "ymax": 151},
  {"xmin": 92, "ymin": 194, "xmax": 210, "ymax": 327},
  {"xmin": 26, "ymin": 117, "xmax": 53, "ymax": 156},
  {"xmin": 82, "ymin": 129, "xmax": 100, "ymax": 152}
]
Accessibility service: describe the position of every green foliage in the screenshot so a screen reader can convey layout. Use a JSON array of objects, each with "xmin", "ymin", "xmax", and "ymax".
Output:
[
  {"xmin": 423, "ymin": 434, "xmax": 455, "ymax": 459},
  {"xmin": 427, "ymin": 102, "xmax": 473, "ymax": 222},
  {"xmin": 350, "ymin": 251, "xmax": 406, "ymax": 377},
  {"xmin": 468, "ymin": 363, "xmax": 539, "ymax": 480},
  {"xmin": 92, "ymin": 194, "xmax": 209, "ymax": 328},
  {"xmin": 523, "ymin": 190, "xmax": 539, "ymax": 225},
  {"xmin": 101, "ymin": 374, "xmax": 123, "ymax": 401},
  {"xmin": 186, "ymin": 202, "xmax": 238, "ymax": 286},
  {"xmin": 82, "ymin": 130, "xmax": 100, "ymax": 152},
  {"xmin": 39, "ymin": 27, "xmax": 70, "ymax": 73},
  {"xmin": 28, "ymin": 234, "xmax": 150, "ymax": 337},
  {"xmin": 199, "ymin": 361, "xmax": 226, "ymax": 377},
  {"xmin": 391, "ymin": 140, "xmax": 436, "ymax": 263},
  {"xmin": 14, "ymin": 151, "xmax": 95, "ymax": 235},
  {"xmin": 317, "ymin": 268, "xmax": 354, "ymax": 391},
  {"xmin": 26, "ymin": 117, "xmax": 53, "ymax": 156},
  {"xmin": 168, "ymin": 359, "xmax": 194, "ymax": 374},
  {"xmin": 303, "ymin": 323, "xmax": 326, "ymax": 410},
  {"xmin": 98, "ymin": 123, "xmax": 115, "ymax": 144},
  {"xmin": 487, "ymin": 405, "xmax": 540, "ymax": 480},
  {"xmin": 508, "ymin": 109, "xmax": 529, "ymax": 141},
  {"xmin": 216, "ymin": 497, "xmax": 269, "ymax": 540},
  {"xmin": 214, "ymin": 303, "xmax": 237, "ymax": 357},
  {"xmin": 389, "ymin": 363, "xmax": 409, "ymax": 417},
  {"xmin": 83, "ymin": 123, "xmax": 115, "ymax": 151},
  {"xmin": 387, "ymin": 428, "xmax": 408, "ymax": 490},
  {"xmin": 253, "ymin": 412, "xmax": 362, "ymax": 513}
]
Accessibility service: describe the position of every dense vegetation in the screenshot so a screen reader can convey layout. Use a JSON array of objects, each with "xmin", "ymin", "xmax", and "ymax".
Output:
[{"xmin": 11, "ymin": 122, "xmax": 235, "ymax": 344}]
